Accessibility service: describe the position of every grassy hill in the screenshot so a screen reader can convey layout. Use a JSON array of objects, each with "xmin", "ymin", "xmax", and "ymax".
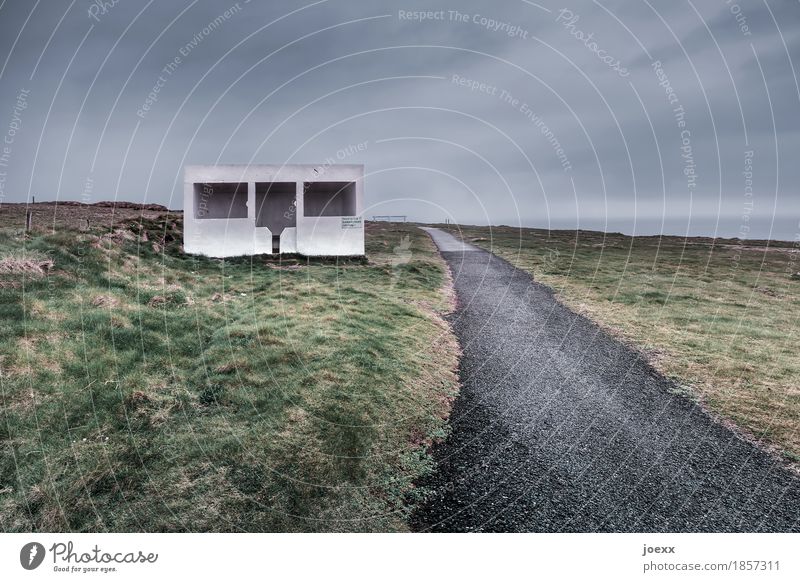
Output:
[
  {"xmin": 441, "ymin": 224, "xmax": 800, "ymax": 464},
  {"xmin": 0, "ymin": 204, "xmax": 459, "ymax": 532}
]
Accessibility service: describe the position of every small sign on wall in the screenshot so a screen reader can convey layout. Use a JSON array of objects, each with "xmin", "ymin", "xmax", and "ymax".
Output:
[{"xmin": 341, "ymin": 216, "xmax": 363, "ymax": 229}]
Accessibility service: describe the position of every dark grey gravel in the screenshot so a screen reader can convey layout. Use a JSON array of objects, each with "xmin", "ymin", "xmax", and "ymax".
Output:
[{"xmin": 411, "ymin": 228, "xmax": 800, "ymax": 532}]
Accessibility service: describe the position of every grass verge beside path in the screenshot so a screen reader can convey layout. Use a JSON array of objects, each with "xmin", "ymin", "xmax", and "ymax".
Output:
[
  {"xmin": 0, "ymin": 205, "xmax": 459, "ymax": 531},
  {"xmin": 441, "ymin": 224, "xmax": 800, "ymax": 463}
]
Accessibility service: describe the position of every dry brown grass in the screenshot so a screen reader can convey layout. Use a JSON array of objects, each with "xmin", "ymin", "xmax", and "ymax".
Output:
[{"xmin": 0, "ymin": 201, "xmax": 172, "ymax": 233}]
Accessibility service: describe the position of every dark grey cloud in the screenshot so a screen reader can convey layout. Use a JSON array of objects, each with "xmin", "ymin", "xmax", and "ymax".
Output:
[{"xmin": 0, "ymin": 0, "xmax": 798, "ymax": 238}]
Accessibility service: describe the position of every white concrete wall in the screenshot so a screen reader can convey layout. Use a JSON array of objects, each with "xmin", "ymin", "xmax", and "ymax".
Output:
[{"xmin": 183, "ymin": 164, "xmax": 364, "ymax": 257}]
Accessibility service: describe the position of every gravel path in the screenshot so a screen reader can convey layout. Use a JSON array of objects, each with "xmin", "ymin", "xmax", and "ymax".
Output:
[{"xmin": 412, "ymin": 227, "xmax": 800, "ymax": 532}]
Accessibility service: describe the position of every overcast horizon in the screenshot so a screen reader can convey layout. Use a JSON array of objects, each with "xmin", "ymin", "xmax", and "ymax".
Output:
[{"xmin": 1, "ymin": 0, "xmax": 798, "ymax": 239}]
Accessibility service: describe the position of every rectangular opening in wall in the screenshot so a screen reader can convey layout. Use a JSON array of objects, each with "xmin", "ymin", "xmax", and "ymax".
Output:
[
  {"xmin": 303, "ymin": 181, "xmax": 356, "ymax": 217},
  {"xmin": 255, "ymin": 182, "xmax": 296, "ymax": 231},
  {"xmin": 193, "ymin": 182, "xmax": 248, "ymax": 219}
]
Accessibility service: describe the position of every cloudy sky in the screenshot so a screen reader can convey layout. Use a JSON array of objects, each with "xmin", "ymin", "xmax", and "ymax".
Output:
[{"xmin": 0, "ymin": 0, "xmax": 798, "ymax": 238}]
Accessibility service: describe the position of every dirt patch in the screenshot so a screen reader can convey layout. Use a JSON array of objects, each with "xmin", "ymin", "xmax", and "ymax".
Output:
[
  {"xmin": 91, "ymin": 295, "xmax": 120, "ymax": 308},
  {"xmin": 0, "ymin": 257, "xmax": 54, "ymax": 276},
  {"xmin": 756, "ymin": 286, "xmax": 783, "ymax": 298},
  {"xmin": 147, "ymin": 295, "xmax": 167, "ymax": 307},
  {"xmin": 90, "ymin": 229, "xmax": 138, "ymax": 249}
]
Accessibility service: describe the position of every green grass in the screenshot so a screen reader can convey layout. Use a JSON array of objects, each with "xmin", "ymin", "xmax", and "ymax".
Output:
[
  {"xmin": 440, "ymin": 224, "xmax": 800, "ymax": 461},
  {"xmin": 0, "ymin": 214, "xmax": 459, "ymax": 531}
]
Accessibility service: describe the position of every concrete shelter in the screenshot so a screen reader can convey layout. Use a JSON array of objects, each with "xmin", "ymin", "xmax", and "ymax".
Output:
[{"xmin": 183, "ymin": 164, "xmax": 364, "ymax": 257}]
